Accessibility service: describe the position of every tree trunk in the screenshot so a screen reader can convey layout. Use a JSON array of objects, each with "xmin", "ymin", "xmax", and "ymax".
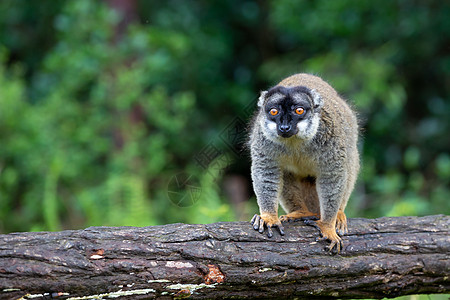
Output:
[{"xmin": 0, "ymin": 215, "xmax": 448, "ymax": 299}]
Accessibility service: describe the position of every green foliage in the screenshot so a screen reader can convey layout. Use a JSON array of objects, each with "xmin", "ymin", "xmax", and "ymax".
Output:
[
  {"xmin": 0, "ymin": 1, "xmax": 207, "ymax": 231},
  {"xmin": 0, "ymin": 0, "xmax": 449, "ymax": 233}
]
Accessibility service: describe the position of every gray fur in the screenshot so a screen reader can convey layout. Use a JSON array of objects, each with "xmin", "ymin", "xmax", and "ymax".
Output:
[{"xmin": 249, "ymin": 73, "xmax": 360, "ymax": 234}]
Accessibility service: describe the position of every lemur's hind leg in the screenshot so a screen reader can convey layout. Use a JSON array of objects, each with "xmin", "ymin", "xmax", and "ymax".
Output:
[{"xmin": 279, "ymin": 173, "xmax": 320, "ymax": 222}]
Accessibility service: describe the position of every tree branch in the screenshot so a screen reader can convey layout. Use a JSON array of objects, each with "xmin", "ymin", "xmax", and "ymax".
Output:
[{"xmin": 1, "ymin": 215, "xmax": 449, "ymax": 299}]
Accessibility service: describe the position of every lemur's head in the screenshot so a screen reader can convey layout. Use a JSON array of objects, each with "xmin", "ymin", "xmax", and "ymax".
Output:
[{"xmin": 258, "ymin": 86, "xmax": 323, "ymax": 141}]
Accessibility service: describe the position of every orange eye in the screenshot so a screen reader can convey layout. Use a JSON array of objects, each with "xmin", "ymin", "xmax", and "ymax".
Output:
[
  {"xmin": 269, "ymin": 108, "xmax": 278, "ymax": 116},
  {"xmin": 295, "ymin": 107, "xmax": 305, "ymax": 115}
]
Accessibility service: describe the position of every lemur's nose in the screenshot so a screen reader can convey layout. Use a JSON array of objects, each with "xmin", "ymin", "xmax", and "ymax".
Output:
[{"xmin": 279, "ymin": 124, "xmax": 291, "ymax": 132}]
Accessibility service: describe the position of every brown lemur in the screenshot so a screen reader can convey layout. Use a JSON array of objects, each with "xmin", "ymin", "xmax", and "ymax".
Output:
[{"xmin": 249, "ymin": 73, "xmax": 359, "ymax": 253}]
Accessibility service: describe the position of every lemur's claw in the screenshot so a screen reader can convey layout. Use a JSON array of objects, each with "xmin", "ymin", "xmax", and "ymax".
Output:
[
  {"xmin": 303, "ymin": 219, "xmax": 320, "ymax": 230},
  {"xmin": 251, "ymin": 213, "xmax": 284, "ymax": 237},
  {"xmin": 251, "ymin": 214, "xmax": 260, "ymax": 230}
]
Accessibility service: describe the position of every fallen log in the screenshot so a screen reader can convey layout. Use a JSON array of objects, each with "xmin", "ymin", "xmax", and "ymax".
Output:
[{"xmin": 0, "ymin": 215, "xmax": 448, "ymax": 299}]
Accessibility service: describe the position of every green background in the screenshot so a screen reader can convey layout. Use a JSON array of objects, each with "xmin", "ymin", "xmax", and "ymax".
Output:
[{"xmin": 0, "ymin": 0, "xmax": 449, "ymax": 235}]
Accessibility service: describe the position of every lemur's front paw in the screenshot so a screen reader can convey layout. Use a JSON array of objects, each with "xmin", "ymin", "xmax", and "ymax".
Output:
[
  {"xmin": 304, "ymin": 219, "xmax": 343, "ymax": 254},
  {"xmin": 251, "ymin": 213, "xmax": 285, "ymax": 238}
]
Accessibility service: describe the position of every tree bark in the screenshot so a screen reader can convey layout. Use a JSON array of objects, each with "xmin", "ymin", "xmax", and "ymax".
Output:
[{"xmin": 0, "ymin": 215, "xmax": 448, "ymax": 299}]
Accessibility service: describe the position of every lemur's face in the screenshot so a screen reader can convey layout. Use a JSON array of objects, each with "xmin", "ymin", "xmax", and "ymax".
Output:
[{"xmin": 261, "ymin": 86, "xmax": 320, "ymax": 141}]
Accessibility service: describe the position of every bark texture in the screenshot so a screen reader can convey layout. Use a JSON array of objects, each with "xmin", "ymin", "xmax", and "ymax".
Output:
[{"xmin": 0, "ymin": 215, "xmax": 449, "ymax": 299}]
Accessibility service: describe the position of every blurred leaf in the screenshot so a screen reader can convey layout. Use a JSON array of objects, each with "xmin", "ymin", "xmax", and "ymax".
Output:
[
  {"xmin": 403, "ymin": 147, "xmax": 421, "ymax": 170},
  {"xmin": 386, "ymin": 194, "xmax": 429, "ymax": 217},
  {"xmin": 435, "ymin": 154, "xmax": 450, "ymax": 180}
]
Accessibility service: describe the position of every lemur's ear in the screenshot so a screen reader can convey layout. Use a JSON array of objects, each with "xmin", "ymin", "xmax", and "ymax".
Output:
[
  {"xmin": 257, "ymin": 91, "xmax": 268, "ymax": 107},
  {"xmin": 310, "ymin": 88, "xmax": 323, "ymax": 110}
]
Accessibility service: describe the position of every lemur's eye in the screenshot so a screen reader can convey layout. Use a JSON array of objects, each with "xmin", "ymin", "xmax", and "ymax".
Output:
[
  {"xmin": 269, "ymin": 108, "xmax": 278, "ymax": 116},
  {"xmin": 295, "ymin": 107, "xmax": 305, "ymax": 115}
]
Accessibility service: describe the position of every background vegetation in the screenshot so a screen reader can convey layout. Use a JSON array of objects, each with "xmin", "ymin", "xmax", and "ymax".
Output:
[{"xmin": 0, "ymin": 0, "xmax": 449, "ymax": 234}]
